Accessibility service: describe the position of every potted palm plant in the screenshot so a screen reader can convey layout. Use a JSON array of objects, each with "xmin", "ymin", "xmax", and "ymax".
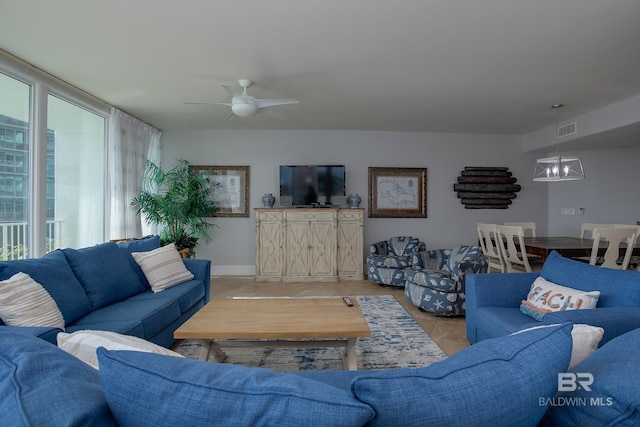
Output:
[{"xmin": 131, "ymin": 159, "xmax": 219, "ymax": 257}]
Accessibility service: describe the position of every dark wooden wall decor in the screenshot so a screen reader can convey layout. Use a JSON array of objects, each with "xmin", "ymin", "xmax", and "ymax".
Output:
[{"xmin": 453, "ymin": 167, "xmax": 521, "ymax": 209}]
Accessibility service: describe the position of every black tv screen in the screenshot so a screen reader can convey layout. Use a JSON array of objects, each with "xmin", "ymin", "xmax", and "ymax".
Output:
[{"xmin": 279, "ymin": 165, "xmax": 346, "ymax": 207}]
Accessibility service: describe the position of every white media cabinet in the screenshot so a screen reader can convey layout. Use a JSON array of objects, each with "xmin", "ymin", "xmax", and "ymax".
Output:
[{"xmin": 255, "ymin": 208, "xmax": 364, "ymax": 282}]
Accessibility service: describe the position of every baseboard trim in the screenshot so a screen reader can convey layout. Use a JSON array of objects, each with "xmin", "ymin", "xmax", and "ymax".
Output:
[{"xmin": 211, "ymin": 265, "xmax": 256, "ymax": 276}]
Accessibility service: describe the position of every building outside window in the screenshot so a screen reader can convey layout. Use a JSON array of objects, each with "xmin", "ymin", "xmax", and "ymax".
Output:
[{"xmin": 0, "ymin": 63, "xmax": 108, "ymax": 260}]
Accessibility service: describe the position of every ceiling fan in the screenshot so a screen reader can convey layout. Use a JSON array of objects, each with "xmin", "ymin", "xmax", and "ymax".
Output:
[{"xmin": 185, "ymin": 79, "xmax": 299, "ymax": 120}]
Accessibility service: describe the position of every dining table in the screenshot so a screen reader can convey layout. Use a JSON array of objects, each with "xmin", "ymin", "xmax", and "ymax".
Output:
[{"xmin": 522, "ymin": 236, "xmax": 640, "ymax": 264}]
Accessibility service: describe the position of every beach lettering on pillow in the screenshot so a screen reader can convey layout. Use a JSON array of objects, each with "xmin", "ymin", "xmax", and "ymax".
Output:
[{"xmin": 520, "ymin": 277, "xmax": 600, "ymax": 321}]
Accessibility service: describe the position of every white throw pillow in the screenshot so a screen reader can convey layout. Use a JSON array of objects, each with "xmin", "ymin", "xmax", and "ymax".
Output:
[
  {"xmin": 520, "ymin": 276, "xmax": 600, "ymax": 321},
  {"xmin": 131, "ymin": 243, "xmax": 194, "ymax": 293},
  {"xmin": 511, "ymin": 323, "xmax": 604, "ymax": 370},
  {"xmin": 569, "ymin": 324, "xmax": 604, "ymax": 369},
  {"xmin": 0, "ymin": 272, "xmax": 65, "ymax": 329},
  {"xmin": 57, "ymin": 330, "xmax": 184, "ymax": 369}
]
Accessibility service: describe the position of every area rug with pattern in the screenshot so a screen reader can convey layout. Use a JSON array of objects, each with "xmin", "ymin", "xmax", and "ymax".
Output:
[{"xmin": 173, "ymin": 295, "xmax": 448, "ymax": 371}]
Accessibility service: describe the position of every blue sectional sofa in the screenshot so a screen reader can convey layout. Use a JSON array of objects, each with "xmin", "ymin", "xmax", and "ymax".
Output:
[
  {"xmin": 466, "ymin": 250, "xmax": 640, "ymax": 346},
  {"xmin": 0, "ymin": 236, "xmax": 210, "ymax": 348},
  {"xmin": 3, "ymin": 322, "xmax": 639, "ymax": 426}
]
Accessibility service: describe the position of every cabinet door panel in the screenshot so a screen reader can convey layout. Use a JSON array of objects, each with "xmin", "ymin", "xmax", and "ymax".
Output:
[
  {"xmin": 338, "ymin": 221, "xmax": 360, "ymax": 274},
  {"xmin": 338, "ymin": 209, "xmax": 364, "ymax": 279},
  {"xmin": 285, "ymin": 221, "xmax": 310, "ymax": 276},
  {"xmin": 309, "ymin": 220, "xmax": 336, "ymax": 276},
  {"xmin": 257, "ymin": 221, "xmax": 282, "ymax": 276}
]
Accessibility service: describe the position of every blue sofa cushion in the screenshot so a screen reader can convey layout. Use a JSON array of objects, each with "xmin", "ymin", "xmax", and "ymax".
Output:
[
  {"xmin": 3, "ymin": 326, "xmax": 63, "ymax": 344},
  {"xmin": 97, "ymin": 349, "xmax": 375, "ymax": 427},
  {"xmin": 71, "ymin": 298, "xmax": 180, "ymax": 338},
  {"xmin": 292, "ymin": 369, "xmax": 363, "ymax": 390},
  {"xmin": 351, "ymin": 323, "xmax": 573, "ymax": 427},
  {"xmin": 0, "ymin": 250, "xmax": 92, "ymax": 324},
  {"xmin": 66, "ymin": 320, "xmax": 145, "ymax": 338},
  {"xmin": 540, "ymin": 326, "xmax": 640, "ymax": 427},
  {"xmin": 117, "ymin": 236, "xmax": 161, "ymax": 287},
  {"xmin": 0, "ymin": 331, "xmax": 117, "ymax": 426},
  {"xmin": 541, "ymin": 251, "xmax": 640, "ymax": 307},
  {"xmin": 126, "ymin": 279, "xmax": 204, "ymax": 314},
  {"xmin": 63, "ymin": 242, "xmax": 146, "ymax": 309}
]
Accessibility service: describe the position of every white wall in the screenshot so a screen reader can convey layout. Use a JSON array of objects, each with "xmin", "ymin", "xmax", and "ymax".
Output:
[
  {"xmin": 546, "ymin": 146, "xmax": 640, "ymax": 236},
  {"xmin": 161, "ymin": 129, "xmax": 546, "ymax": 275}
]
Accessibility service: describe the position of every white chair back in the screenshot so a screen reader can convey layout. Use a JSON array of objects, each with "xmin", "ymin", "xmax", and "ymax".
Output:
[
  {"xmin": 612, "ymin": 224, "xmax": 640, "ymax": 243},
  {"xmin": 504, "ymin": 222, "xmax": 536, "ymax": 237},
  {"xmin": 580, "ymin": 223, "xmax": 613, "ymax": 239},
  {"xmin": 476, "ymin": 223, "xmax": 504, "ymax": 272},
  {"xmin": 590, "ymin": 227, "xmax": 637, "ymax": 270},
  {"xmin": 495, "ymin": 225, "xmax": 532, "ymax": 273}
]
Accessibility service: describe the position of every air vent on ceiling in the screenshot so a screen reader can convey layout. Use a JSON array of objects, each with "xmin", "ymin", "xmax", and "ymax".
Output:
[{"xmin": 557, "ymin": 121, "xmax": 577, "ymax": 138}]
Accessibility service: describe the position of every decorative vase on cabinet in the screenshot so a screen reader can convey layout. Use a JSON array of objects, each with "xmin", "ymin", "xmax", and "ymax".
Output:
[
  {"xmin": 347, "ymin": 194, "xmax": 361, "ymax": 208},
  {"xmin": 262, "ymin": 193, "xmax": 276, "ymax": 207}
]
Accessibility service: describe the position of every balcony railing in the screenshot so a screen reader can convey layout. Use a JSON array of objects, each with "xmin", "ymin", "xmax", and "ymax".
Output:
[{"xmin": 0, "ymin": 220, "xmax": 63, "ymax": 260}]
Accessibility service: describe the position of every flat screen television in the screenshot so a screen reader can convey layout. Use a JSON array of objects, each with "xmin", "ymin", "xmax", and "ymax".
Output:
[{"xmin": 279, "ymin": 165, "xmax": 346, "ymax": 207}]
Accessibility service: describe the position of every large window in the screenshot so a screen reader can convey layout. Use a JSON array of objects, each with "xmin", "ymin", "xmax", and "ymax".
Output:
[
  {"xmin": 0, "ymin": 59, "xmax": 108, "ymax": 259},
  {"xmin": 47, "ymin": 94, "xmax": 105, "ymax": 249}
]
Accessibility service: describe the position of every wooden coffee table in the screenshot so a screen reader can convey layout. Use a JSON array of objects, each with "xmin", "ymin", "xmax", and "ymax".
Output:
[{"xmin": 174, "ymin": 297, "xmax": 371, "ymax": 370}]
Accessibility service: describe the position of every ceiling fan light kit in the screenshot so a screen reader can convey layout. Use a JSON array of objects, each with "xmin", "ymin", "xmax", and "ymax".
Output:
[
  {"xmin": 231, "ymin": 98, "xmax": 259, "ymax": 117},
  {"xmin": 533, "ymin": 104, "xmax": 585, "ymax": 182},
  {"xmin": 186, "ymin": 79, "xmax": 299, "ymax": 120}
]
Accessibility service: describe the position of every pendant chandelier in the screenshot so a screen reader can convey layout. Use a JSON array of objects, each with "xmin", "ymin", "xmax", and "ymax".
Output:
[{"xmin": 533, "ymin": 104, "xmax": 584, "ymax": 182}]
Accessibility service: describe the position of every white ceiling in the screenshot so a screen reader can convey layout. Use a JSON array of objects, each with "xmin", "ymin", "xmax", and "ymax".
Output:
[{"xmin": 2, "ymin": 0, "xmax": 640, "ymax": 138}]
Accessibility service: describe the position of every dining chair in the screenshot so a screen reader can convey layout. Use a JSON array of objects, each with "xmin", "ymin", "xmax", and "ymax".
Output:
[
  {"xmin": 580, "ymin": 223, "xmax": 613, "ymax": 239},
  {"xmin": 504, "ymin": 221, "xmax": 542, "ymax": 266},
  {"xmin": 589, "ymin": 227, "xmax": 637, "ymax": 270},
  {"xmin": 495, "ymin": 225, "xmax": 533, "ymax": 273},
  {"xmin": 476, "ymin": 223, "xmax": 505, "ymax": 272},
  {"xmin": 612, "ymin": 224, "xmax": 640, "ymax": 268},
  {"xmin": 504, "ymin": 222, "xmax": 536, "ymax": 237},
  {"xmin": 612, "ymin": 224, "xmax": 640, "ymax": 240}
]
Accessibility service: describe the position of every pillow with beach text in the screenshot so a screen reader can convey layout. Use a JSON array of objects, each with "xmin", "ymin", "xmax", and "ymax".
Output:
[{"xmin": 520, "ymin": 277, "xmax": 600, "ymax": 321}]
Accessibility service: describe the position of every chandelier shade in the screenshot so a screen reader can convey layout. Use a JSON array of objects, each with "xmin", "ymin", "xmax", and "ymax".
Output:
[
  {"xmin": 533, "ymin": 103, "xmax": 584, "ymax": 182},
  {"xmin": 533, "ymin": 155, "xmax": 585, "ymax": 182}
]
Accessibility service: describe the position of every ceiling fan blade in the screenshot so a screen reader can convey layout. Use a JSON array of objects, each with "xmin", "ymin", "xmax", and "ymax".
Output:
[
  {"xmin": 255, "ymin": 99, "xmax": 299, "ymax": 108},
  {"xmin": 260, "ymin": 108, "xmax": 287, "ymax": 120},
  {"xmin": 222, "ymin": 84, "xmax": 244, "ymax": 99},
  {"xmin": 225, "ymin": 111, "xmax": 236, "ymax": 121},
  {"xmin": 184, "ymin": 102, "xmax": 232, "ymax": 106}
]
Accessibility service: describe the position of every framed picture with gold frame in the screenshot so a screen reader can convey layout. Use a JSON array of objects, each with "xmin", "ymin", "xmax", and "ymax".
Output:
[
  {"xmin": 368, "ymin": 167, "xmax": 427, "ymax": 218},
  {"xmin": 189, "ymin": 165, "xmax": 250, "ymax": 217}
]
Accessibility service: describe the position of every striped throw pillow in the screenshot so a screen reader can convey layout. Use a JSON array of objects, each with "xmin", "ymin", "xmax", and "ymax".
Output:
[
  {"xmin": 132, "ymin": 243, "xmax": 194, "ymax": 293},
  {"xmin": 57, "ymin": 330, "xmax": 184, "ymax": 369},
  {"xmin": 0, "ymin": 272, "xmax": 65, "ymax": 329}
]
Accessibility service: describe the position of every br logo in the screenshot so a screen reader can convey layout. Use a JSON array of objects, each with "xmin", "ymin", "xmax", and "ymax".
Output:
[{"xmin": 558, "ymin": 373, "xmax": 594, "ymax": 392}]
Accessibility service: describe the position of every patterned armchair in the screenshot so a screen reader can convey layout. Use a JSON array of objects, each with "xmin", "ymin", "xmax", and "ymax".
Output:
[
  {"xmin": 404, "ymin": 245, "xmax": 488, "ymax": 316},
  {"xmin": 366, "ymin": 236, "xmax": 426, "ymax": 287}
]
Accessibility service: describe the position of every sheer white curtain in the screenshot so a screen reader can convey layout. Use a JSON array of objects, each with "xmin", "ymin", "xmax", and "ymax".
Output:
[{"xmin": 107, "ymin": 108, "xmax": 162, "ymax": 240}]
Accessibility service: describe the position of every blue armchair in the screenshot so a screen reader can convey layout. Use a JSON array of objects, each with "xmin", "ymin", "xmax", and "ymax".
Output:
[
  {"xmin": 466, "ymin": 250, "xmax": 640, "ymax": 346},
  {"xmin": 366, "ymin": 236, "xmax": 426, "ymax": 287},
  {"xmin": 404, "ymin": 245, "xmax": 488, "ymax": 316}
]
